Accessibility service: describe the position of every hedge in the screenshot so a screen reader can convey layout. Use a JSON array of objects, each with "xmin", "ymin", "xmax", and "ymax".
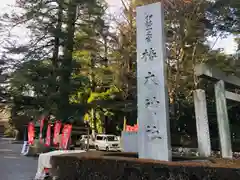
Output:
[{"xmin": 50, "ymin": 151, "xmax": 240, "ymax": 180}]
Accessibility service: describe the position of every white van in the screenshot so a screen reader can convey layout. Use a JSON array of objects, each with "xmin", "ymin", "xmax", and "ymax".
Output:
[{"xmin": 94, "ymin": 134, "xmax": 121, "ymax": 151}]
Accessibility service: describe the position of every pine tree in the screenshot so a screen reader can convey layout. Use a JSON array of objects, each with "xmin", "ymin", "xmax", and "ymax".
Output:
[{"xmin": 2, "ymin": 0, "xmax": 109, "ymax": 121}]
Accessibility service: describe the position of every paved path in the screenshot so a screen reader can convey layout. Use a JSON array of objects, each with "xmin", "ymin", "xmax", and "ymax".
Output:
[{"xmin": 0, "ymin": 138, "xmax": 37, "ymax": 180}]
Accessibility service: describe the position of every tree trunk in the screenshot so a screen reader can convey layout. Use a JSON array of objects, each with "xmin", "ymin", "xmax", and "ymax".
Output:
[
  {"xmin": 51, "ymin": 0, "xmax": 63, "ymax": 114},
  {"xmin": 90, "ymin": 54, "xmax": 97, "ymax": 133},
  {"xmin": 59, "ymin": 0, "xmax": 77, "ymax": 121},
  {"xmin": 52, "ymin": 0, "xmax": 63, "ymax": 70}
]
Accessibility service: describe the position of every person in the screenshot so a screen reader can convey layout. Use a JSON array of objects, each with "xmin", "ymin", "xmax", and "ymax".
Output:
[{"xmin": 21, "ymin": 125, "xmax": 29, "ymax": 155}]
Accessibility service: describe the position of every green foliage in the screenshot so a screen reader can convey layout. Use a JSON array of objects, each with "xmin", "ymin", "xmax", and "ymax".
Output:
[
  {"xmin": 4, "ymin": 122, "xmax": 16, "ymax": 137},
  {"xmin": 87, "ymin": 87, "xmax": 120, "ymax": 103}
]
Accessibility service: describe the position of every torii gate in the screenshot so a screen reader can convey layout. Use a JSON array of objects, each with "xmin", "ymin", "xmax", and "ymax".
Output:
[{"xmin": 194, "ymin": 63, "xmax": 240, "ymax": 158}]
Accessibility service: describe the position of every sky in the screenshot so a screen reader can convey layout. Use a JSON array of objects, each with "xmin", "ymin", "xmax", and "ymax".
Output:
[{"xmin": 0, "ymin": 0, "xmax": 238, "ymax": 55}]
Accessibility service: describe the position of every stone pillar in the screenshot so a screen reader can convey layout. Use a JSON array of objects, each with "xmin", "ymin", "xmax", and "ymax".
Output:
[
  {"xmin": 136, "ymin": 2, "xmax": 171, "ymax": 161},
  {"xmin": 193, "ymin": 89, "xmax": 211, "ymax": 157},
  {"xmin": 215, "ymin": 80, "xmax": 232, "ymax": 158}
]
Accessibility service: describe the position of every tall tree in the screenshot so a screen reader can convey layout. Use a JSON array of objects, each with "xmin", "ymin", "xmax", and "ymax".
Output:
[
  {"xmin": 58, "ymin": 0, "xmax": 77, "ymax": 121},
  {"xmin": 2, "ymin": 0, "xmax": 110, "ymax": 121},
  {"xmin": 209, "ymin": 0, "xmax": 240, "ymax": 52}
]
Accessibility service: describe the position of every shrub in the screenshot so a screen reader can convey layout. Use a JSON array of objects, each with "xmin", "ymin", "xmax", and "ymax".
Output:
[
  {"xmin": 4, "ymin": 122, "xmax": 16, "ymax": 137},
  {"xmin": 51, "ymin": 151, "xmax": 240, "ymax": 180}
]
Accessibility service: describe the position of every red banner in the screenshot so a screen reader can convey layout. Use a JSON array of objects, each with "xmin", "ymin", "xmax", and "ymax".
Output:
[
  {"xmin": 45, "ymin": 123, "xmax": 51, "ymax": 147},
  {"xmin": 53, "ymin": 121, "xmax": 62, "ymax": 146},
  {"xmin": 28, "ymin": 122, "xmax": 35, "ymax": 145},
  {"xmin": 133, "ymin": 124, "xmax": 138, "ymax": 131},
  {"xmin": 60, "ymin": 124, "xmax": 72, "ymax": 150},
  {"xmin": 39, "ymin": 117, "xmax": 45, "ymax": 142},
  {"xmin": 126, "ymin": 125, "xmax": 132, "ymax": 132},
  {"xmin": 126, "ymin": 124, "xmax": 138, "ymax": 132}
]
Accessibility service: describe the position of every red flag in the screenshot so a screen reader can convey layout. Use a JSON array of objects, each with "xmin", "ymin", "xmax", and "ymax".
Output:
[
  {"xmin": 60, "ymin": 124, "xmax": 72, "ymax": 150},
  {"xmin": 28, "ymin": 122, "xmax": 35, "ymax": 145},
  {"xmin": 45, "ymin": 123, "xmax": 51, "ymax": 147},
  {"xmin": 126, "ymin": 125, "xmax": 138, "ymax": 132},
  {"xmin": 39, "ymin": 117, "xmax": 45, "ymax": 142},
  {"xmin": 133, "ymin": 124, "xmax": 138, "ymax": 131},
  {"xmin": 126, "ymin": 125, "xmax": 131, "ymax": 132},
  {"xmin": 53, "ymin": 121, "xmax": 62, "ymax": 146}
]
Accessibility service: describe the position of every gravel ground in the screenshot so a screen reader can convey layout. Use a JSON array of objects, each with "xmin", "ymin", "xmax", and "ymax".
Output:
[{"xmin": 0, "ymin": 138, "xmax": 37, "ymax": 180}]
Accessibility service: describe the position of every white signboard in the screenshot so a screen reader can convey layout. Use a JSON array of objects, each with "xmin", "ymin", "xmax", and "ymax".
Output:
[{"xmin": 136, "ymin": 2, "xmax": 171, "ymax": 161}]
